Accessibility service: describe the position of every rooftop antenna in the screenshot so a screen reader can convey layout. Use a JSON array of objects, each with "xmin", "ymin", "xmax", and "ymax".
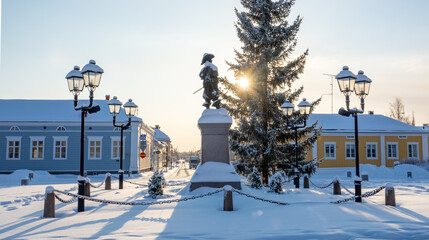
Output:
[{"xmin": 323, "ymin": 74, "xmax": 335, "ymax": 114}]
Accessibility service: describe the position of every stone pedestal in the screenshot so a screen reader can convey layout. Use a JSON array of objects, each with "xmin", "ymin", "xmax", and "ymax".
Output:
[{"xmin": 190, "ymin": 108, "xmax": 241, "ymax": 191}]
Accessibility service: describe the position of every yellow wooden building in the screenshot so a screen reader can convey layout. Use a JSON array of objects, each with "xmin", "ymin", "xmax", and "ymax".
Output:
[
  {"xmin": 229, "ymin": 113, "xmax": 429, "ymax": 168},
  {"xmin": 306, "ymin": 114, "xmax": 429, "ymax": 168}
]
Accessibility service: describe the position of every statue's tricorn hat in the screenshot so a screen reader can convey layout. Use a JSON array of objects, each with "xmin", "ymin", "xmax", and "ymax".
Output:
[{"xmin": 201, "ymin": 53, "xmax": 215, "ymax": 65}]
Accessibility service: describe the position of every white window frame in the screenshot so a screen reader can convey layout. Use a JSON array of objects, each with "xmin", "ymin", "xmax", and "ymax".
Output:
[
  {"xmin": 407, "ymin": 142, "xmax": 419, "ymax": 159},
  {"xmin": 30, "ymin": 136, "xmax": 45, "ymax": 160},
  {"xmin": 111, "ymin": 136, "xmax": 125, "ymax": 160},
  {"xmin": 345, "ymin": 142, "xmax": 355, "ymax": 159},
  {"xmin": 324, "ymin": 142, "xmax": 336, "ymax": 159},
  {"xmin": 366, "ymin": 142, "xmax": 378, "ymax": 159},
  {"xmin": 386, "ymin": 142, "xmax": 398, "ymax": 159},
  {"xmin": 6, "ymin": 136, "xmax": 22, "ymax": 160},
  {"xmin": 53, "ymin": 136, "xmax": 68, "ymax": 160},
  {"xmin": 88, "ymin": 136, "xmax": 103, "ymax": 160}
]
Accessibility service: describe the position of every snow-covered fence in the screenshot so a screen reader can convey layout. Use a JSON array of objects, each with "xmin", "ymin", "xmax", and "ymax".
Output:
[
  {"xmin": 231, "ymin": 189, "xmax": 290, "ymax": 206},
  {"xmin": 111, "ymin": 175, "xmax": 148, "ymax": 187},
  {"xmin": 330, "ymin": 185, "xmax": 387, "ymax": 204},
  {"xmin": 309, "ymin": 178, "xmax": 334, "ymax": 189},
  {"xmin": 43, "ymin": 186, "xmax": 223, "ymax": 217}
]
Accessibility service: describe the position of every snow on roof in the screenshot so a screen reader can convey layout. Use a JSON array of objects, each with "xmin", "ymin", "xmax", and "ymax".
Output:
[
  {"xmin": 152, "ymin": 127, "xmax": 171, "ymax": 142},
  {"xmin": 0, "ymin": 99, "xmax": 141, "ymax": 123},
  {"xmin": 308, "ymin": 114, "xmax": 424, "ymax": 133}
]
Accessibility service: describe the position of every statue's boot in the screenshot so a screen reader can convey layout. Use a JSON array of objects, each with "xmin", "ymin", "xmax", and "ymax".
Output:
[
  {"xmin": 203, "ymin": 101, "xmax": 210, "ymax": 108},
  {"xmin": 212, "ymin": 99, "xmax": 221, "ymax": 109}
]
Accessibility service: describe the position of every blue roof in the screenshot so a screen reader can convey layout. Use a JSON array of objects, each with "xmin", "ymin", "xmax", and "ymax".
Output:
[
  {"xmin": 308, "ymin": 114, "xmax": 424, "ymax": 133},
  {"xmin": 0, "ymin": 99, "xmax": 141, "ymax": 123}
]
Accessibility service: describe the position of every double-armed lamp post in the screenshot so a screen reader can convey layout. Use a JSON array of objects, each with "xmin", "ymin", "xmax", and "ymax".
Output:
[
  {"xmin": 107, "ymin": 97, "xmax": 138, "ymax": 189},
  {"xmin": 335, "ymin": 66, "xmax": 372, "ymax": 202},
  {"xmin": 65, "ymin": 60, "xmax": 104, "ymax": 212},
  {"xmin": 280, "ymin": 98, "xmax": 312, "ymax": 188}
]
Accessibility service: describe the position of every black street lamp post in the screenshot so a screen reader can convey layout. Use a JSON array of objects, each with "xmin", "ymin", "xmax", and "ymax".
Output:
[
  {"xmin": 108, "ymin": 97, "xmax": 138, "ymax": 189},
  {"xmin": 65, "ymin": 60, "xmax": 104, "ymax": 212},
  {"xmin": 280, "ymin": 98, "xmax": 312, "ymax": 188},
  {"xmin": 335, "ymin": 66, "xmax": 372, "ymax": 202}
]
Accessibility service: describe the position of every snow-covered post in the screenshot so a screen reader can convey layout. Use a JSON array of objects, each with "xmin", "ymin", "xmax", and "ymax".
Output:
[
  {"xmin": 385, "ymin": 183, "xmax": 396, "ymax": 206},
  {"xmin": 29, "ymin": 172, "xmax": 34, "ymax": 180},
  {"xmin": 21, "ymin": 178, "xmax": 29, "ymax": 186},
  {"xmin": 105, "ymin": 173, "xmax": 111, "ymax": 190},
  {"xmin": 333, "ymin": 177, "xmax": 341, "ymax": 195},
  {"xmin": 303, "ymin": 175, "xmax": 310, "ymax": 189},
  {"xmin": 84, "ymin": 178, "xmax": 90, "ymax": 197},
  {"xmin": 223, "ymin": 186, "xmax": 233, "ymax": 211},
  {"xmin": 44, "ymin": 186, "xmax": 55, "ymax": 218}
]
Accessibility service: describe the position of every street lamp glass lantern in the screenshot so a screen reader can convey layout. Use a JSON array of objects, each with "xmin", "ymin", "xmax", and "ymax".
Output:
[
  {"xmin": 81, "ymin": 60, "xmax": 104, "ymax": 91},
  {"xmin": 107, "ymin": 96, "xmax": 122, "ymax": 115},
  {"xmin": 123, "ymin": 99, "xmax": 138, "ymax": 116},
  {"xmin": 280, "ymin": 100, "xmax": 294, "ymax": 116},
  {"xmin": 335, "ymin": 66, "xmax": 357, "ymax": 96},
  {"xmin": 65, "ymin": 66, "xmax": 84, "ymax": 96},
  {"xmin": 298, "ymin": 98, "xmax": 312, "ymax": 115},
  {"xmin": 354, "ymin": 70, "xmax": 372, "ymax": 99}
]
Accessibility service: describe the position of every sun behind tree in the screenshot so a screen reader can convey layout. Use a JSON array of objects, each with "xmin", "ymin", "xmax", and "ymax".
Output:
[{"xmin": 220, "ymin": 0, "xmax": 321, "ymax": 184}]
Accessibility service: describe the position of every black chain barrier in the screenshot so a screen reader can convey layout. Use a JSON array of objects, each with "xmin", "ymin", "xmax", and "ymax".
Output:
[
  {"xmin": 231, "ymin": 189, "xmax": 290, "ymax": 206},
  {"xmin": 110, "ymin": 175, "xmax": 149, "ymax": 187},
  {"xmin": 53, "ymin": 188, "xmax": 223, "ymax": 206},
  {"xmin": 342, "ymin": 185, "xmax": 355, "ymax": 195},
  {"xmin": 309, "ymin": 179, "xmax": 334, "ymax": 189},
  {"xmin": 330, "ymin": 185, "xmax": 386, "ymax": 204},
  {"xmin": 54, "ymin": 193, "xmax": 77, "ymax": 204},
  {"xmin": 166, "ymin": 181, "xmax": 189, "ymax": 186},
  {"xmin": 87, "ymin": 174, "xmax": 110, "ymax": 188}
]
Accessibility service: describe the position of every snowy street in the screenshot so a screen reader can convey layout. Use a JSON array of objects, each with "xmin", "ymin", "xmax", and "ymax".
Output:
[{"xmin": 0, "ymin": 164, "xmax": 429, "ymax": 239}]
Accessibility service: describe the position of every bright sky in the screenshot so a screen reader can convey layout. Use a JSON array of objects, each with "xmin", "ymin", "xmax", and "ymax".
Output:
[{"xmin": 1, "ymin": 0, "xmax": 429, "ymax": 151}]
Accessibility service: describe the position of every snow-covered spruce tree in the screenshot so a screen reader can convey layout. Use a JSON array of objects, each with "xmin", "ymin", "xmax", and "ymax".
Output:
[
  {"xmin": 220, "ymin": 0, "xmax": 321, "ymax": 184},
  {"xmin": 269, "ymin": 171, "xmax": 284, "ymax": 194},
  {"xmin": 148, "ymin": 170, "xmax": 166, "ymax": 199},
  {"xmin": 248, "ymin": 166, "xmax": 263, "ymax": 189}
]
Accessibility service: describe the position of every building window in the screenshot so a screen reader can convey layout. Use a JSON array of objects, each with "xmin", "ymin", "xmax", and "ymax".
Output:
[
  {"xmin": 30, "ymin": 137, "xmax": 45, "ymax": 160},
  {"xmin": 387, "ymin": 142, "xmax": 398, "ymax": 159},
  {"xmin": 324, "ymin": 142, "xmax": 336, "ymax": 159},
  {"xmin": 346, "ymin": 136, "xmax": 355, "ymax": 139},
  {"xmin": 407, "ymin": 143, "xmax": 419, "ymax": 159},
  {"xmin": 398, "ymin": 136, "xmax": 407, "ymax": 139},
  {"xmin": 10, "ymin": 126, "xmax": 20, "ymax": 131},
  {"xmin": 6, "ymin": 136, "xmax": 21, "ymax": 160},
  {"xmin": 56, "ymin": 126, "xmax": 66, "ymax": 131},
  {"xmin": 88, "ymin": 137, "xmax": 103, "ymax": 160},
  {"xmin": 345, "ymin": 142, "xmax": 355, "ymax": 159},
  {"xmin": 111, "ymin": 136, "xmax": 125, "ymax": 160},
  {"xmin": 366, "ymin": 143, "xmax": 377, "ymax": 159},
  {"xmin": 53, "ymin": 136, "xmax": 68, "ymax": 160}
]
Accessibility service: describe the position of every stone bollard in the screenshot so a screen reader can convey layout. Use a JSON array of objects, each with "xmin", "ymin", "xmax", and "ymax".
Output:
[
  {"xmin": 333, "ymin": 177, "xmax": 341, "ymax": 195},
  {"xmin": 347, "ymin": 171, "xmax": 352, "ymax": 178},
  {"xmin": 105, "ymin": 173, "xmax": 111, "ymax": 190},
  {"xmin": 44, "ymin": 186, "xmax": 55, "ymax": 218},
  {"xmin": 407, "ymin": 172, "xmax": 412, "ymax": 179},
  {"xmin": 223, "ymin": 186, "xmax": 233, "ymax": 211},
  {"xmin": 362, "ymin": 173, "xmax": 369, "ymax": 181},
  {"xmin": 84, "ymin": 180, "xmax": 90, "ymax": 197},
  {"xmin": 29, "ymin": 172, "xmax": 34, "ymax": 180},
  {"xmin": 303, "ymin": 175, "xmax": 310, "ymax": 189},
  {"xmin": 385, "ymin": 183, "xmax": 396, "ymax": 207},
  {"xmin": 21, "ymin": 178, "xmax": 29, "ymax": 185}
]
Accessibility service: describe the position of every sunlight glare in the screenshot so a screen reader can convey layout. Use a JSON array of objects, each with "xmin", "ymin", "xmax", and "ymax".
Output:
[{"xmin": 237, "ymin": 77, "xmax": 249, "ymax": 89}]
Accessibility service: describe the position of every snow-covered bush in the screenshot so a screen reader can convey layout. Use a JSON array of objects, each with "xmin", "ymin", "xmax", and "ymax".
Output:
[
  {"xmin": 233, "ymin": 162, "xmax": 251, "ymax": 177},
  {"xmin": 248, "ymin": 167, "xmax": 262, "ymax": 189},
  {"xmin": 269, "ymin": 171, "xmax": 284, "ymax": 194},
  {"xmin": 148, "ymin": 170, "xmax": 166, "ymax": 199}
]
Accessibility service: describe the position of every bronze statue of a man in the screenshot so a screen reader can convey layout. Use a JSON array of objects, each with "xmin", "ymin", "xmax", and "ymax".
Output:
[{"xmin": 199, "ymin": 53, "xmax": 221, "ymax": 109}]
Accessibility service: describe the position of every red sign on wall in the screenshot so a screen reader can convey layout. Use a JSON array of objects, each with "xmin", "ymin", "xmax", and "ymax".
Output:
[{"xmin": 140, "ymin": 152, "xmax": 146, "ymax": 158}]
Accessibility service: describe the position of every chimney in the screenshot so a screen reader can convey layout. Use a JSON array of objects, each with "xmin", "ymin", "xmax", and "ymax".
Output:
[
  {"xmin": 105, "ymin": 95, "xmax": 110, "ymax": 100},
  {"xmin": 155, "ymin": 125, "xmax": 160, "ymax": 129},
  {"xmin": 368, "ymin": 111, "xmax": 374, "ymax": 115}
]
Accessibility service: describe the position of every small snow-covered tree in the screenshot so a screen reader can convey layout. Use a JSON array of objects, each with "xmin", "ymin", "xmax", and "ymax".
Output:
[
  {"xmin": 269, "ymin": 171, "xmax": 284, "ymax": 194},
  {"xmin": 248, "ymin": 166, "xmax": 263, "ymax": 189},
  {"xmin": 220, "ymin": 0, "xmax": 321, "ymax": 184},
  {"xmin": 148, "ymin": 170, "xmax": 166, "ymax": 198}
]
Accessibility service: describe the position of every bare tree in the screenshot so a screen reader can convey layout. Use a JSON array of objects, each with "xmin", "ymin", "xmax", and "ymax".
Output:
[{"xmin": 389, "ymin": 97, "xmax": 412, "ymax": 124}]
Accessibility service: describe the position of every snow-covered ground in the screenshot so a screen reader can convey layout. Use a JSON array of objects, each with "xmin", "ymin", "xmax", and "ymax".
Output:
[{"xmin": 1, "ymin": 164, "xmax": 429, "ymax": 239}]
